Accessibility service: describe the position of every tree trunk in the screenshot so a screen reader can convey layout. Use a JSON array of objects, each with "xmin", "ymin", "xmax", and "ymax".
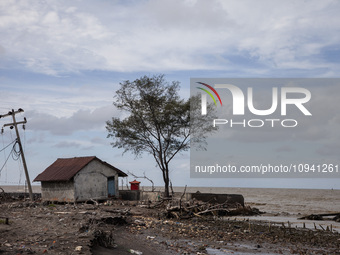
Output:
[
  {"xmin": 164, "ymin": 182, "xmax": 169, "ymax": 198},
  {"xmin": 163, "ymin": 169, "xmax": 170, "ymax": 198}
]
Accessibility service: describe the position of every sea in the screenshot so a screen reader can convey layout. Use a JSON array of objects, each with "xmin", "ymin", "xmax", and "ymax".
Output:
[{"xmin": 2, "ymin": 185, "xmax": 340, "ymax": 232}]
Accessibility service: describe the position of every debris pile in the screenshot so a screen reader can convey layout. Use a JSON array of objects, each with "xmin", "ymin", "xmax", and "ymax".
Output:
[
  {"xmin": 159, "ymin": 196, "xmax": 263, "ymax": 219},
  {"xmin": 0, "ymin": 188, "xmax": 9, "ymax": 202}
]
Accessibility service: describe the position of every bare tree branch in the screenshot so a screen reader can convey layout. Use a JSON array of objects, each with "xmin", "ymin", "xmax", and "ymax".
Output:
[{"xmin": 127, "ymin": 171, "xmax": 155, "ymax": 191}]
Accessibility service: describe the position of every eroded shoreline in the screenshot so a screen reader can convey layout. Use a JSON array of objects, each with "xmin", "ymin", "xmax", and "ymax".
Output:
[{"xmin": 1, "ymin": 201, "xmax": 339, "ymax": 254}]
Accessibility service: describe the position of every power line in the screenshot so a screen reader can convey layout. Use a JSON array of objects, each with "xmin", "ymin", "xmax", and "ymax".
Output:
[
  {"xmin": 0, "ymin": 180, "xmax": 25, "ymax": 184},
  {"xmin": 0, "ymin": 140, "xmax": 18, "ymax": 174},
  {"xmin": 1, "ymin": 135, "xmax": 9, "ymax": 182},
  {"xmin": 11, "ymin": 140, "xmax": 21, "ymax": 161},
  {"xmin": 0, "ymin": 139, "xmax": 16, "ymax": 153}
]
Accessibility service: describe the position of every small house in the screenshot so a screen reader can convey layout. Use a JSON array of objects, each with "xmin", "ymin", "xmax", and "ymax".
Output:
[{"xmin": 34, "ymin": 156, "xmax": 127, "ymax": 202}]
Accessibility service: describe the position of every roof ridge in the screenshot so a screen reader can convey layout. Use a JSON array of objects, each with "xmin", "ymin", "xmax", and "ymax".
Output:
[
  {"xmin": 57, "ymin": 156, "xmax": 96, "ymax": 159},
  {"xmin": 34, "ymin": 156, "xmax": 127, "ymax": 182}
]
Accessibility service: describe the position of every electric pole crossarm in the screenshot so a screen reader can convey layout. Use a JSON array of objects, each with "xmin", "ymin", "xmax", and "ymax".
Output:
[
  {"xmin": 3, "ymin": 119, "xmax": 27, "ymax": 127},
  {"xmin": 0, "ymin": 108, "xmax": 24, "ymax": 118}
]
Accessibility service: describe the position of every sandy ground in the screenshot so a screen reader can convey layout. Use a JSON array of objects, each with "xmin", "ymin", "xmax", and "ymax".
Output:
[{"xmin": 0, "ymin": 200, "xmax": 340, "ymax": 255}]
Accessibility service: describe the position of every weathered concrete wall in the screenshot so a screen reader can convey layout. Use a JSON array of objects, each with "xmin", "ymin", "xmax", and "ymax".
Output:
[
  {"xmin": 2, "ymin": 192, "xmax": 41, "ymax": 200},
  {"xmin": 74, "ymin": 160, "xmax": 119, "ymax": 201},
  {"xmin": 133, "ymin": 191, "xmax": 244, "ymax": 206},
  {"xmin": 139, "ymin": 190, "xmax": 162, "ymax": 201},
  {"xmin": 119, "ymin": 190, "xmax": 141, "ymax": 201},
  {"xmin": 41, "ymin": 181, "xmax": 75, "ymax": 202}
]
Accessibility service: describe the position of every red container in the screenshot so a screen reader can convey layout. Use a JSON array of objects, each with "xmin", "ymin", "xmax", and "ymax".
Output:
[{"xmin": 129, "ymin": 180, "xmax": 141, "ymax": 190}]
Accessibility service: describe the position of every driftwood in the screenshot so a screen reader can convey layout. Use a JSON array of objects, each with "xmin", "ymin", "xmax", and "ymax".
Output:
[
  {"xmin": 299, "ymin": 213, "xmax": 340, "ymax": 222},
  {"xmin": 0, "ymin": 187, "xmax": 9, "ymax": 201},
  {"xmin": 102, "ymin": 208, "xmax": 131, "ymax": 215},
  {"xmin": 164, "ymin": 195, "xmax": 262, "ymax": 219},
  {"xmin": 179, "ymin": 185, "xmax": 187, "ymax": 211},
  {"xmin": 143, "ymin": 187, "xmax": 261, "ymax": 219}
]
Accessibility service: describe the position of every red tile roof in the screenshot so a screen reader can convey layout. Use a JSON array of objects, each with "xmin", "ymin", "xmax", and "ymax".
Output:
[{"xmin": 34, "ymin": 156, "xmax": 127, "ymax": 182}]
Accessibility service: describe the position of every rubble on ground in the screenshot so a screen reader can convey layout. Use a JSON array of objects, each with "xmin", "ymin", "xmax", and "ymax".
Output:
[{"xmin": 0, "ymin": 198, "xmax": 339, "ymax": 254}]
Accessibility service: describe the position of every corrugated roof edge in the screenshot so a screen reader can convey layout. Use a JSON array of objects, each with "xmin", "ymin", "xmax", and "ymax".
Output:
[{"xmin": 33, "ymin": 156, "xmax": 128, "ymax": 182}]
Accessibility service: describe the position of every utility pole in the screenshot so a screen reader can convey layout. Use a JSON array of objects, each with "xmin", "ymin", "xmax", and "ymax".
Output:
[{"xmin": 0, "ymin": 108, "xmax": 33, "ymax": 201}]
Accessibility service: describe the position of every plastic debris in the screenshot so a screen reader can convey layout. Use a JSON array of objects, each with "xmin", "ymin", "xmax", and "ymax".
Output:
[
  {"xmin": 128, "ymin": 249, "xmax": 143, "ymax": 254},
  {"xmin": 75, "ymin": 246, "xmax": 83, "ymax": 251}
]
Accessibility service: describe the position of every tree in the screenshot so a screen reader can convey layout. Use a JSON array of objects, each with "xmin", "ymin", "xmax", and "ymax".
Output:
[{"xmin": 106, "ymin": 74, "xmax": 215, "ymax": 197}]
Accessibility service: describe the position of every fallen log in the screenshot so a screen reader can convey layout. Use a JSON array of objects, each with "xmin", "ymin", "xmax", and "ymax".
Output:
[
  {"xmin": 195, "ymin": 208, "xmax": 230, "ymax": 215},
  {"xmin": 102, "ymin": 208, "xmax": 131, "ymax": 215},
  {"xmin": 299, "ymin": 213, "xmax": 340, "ymax": 221}
]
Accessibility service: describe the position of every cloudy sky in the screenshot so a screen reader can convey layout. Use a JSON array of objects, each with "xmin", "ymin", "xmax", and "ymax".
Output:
[{"xmin": 1, "ymin": 0, "xmax": 340, "ymax": 189}]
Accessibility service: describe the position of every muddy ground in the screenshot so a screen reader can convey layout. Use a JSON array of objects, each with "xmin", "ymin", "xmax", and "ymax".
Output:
[{"xmin": 0, "ymin": 200, "xmax": 339, "ymax": 255}]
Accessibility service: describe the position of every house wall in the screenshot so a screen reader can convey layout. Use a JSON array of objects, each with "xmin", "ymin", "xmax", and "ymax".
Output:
[
  {"xmin": 74, "ymin": 160, "xmax": 119, "ymax": 201},
  {"xmin": 41, "ymin": 181, "xmax": 75, "ymax": 202}
]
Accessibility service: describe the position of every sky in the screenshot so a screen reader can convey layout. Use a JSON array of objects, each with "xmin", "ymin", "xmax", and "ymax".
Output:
[{"xmin": 0, "ymin": 0, "xmax": 340, "ymax": 189}]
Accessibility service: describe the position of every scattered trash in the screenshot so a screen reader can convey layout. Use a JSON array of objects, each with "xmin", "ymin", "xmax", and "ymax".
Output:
[
  {"xmin": 75, "ymin": 245, "xmax": 82, "ymax": 251},
  {"xmin": 128, "ymin": 249, "xmax": 143, "ymax": 254},
  {"xmin": 48, "ymin": 240, "xmax": 56, "ymax": 250},
  {"xmin": 134, "ymin": 219, "xmax": 146, "ymax": 226}
]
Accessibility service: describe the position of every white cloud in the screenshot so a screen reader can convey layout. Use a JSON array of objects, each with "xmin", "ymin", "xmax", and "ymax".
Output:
[
  {"xmin": 53, "ymin": 141, "xmax": 81, "ymax": 148},
  {"xmin": 26, "ymin": 105, "xmax": 119, "ymax": 135},
  {"xmin": 0, "ymin": 80, "xmax": 117, "ymax": 118},
  {"xmin": 275, "ymin": 145, "xmax": 294, "ymax": 153},
  {"xmin": 0, "ymin": 0, "xmax": 339, "ymax": 75},
  {"xmin": 316, "ymin": 143, "xmax": 340, "ymax": 156}
]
